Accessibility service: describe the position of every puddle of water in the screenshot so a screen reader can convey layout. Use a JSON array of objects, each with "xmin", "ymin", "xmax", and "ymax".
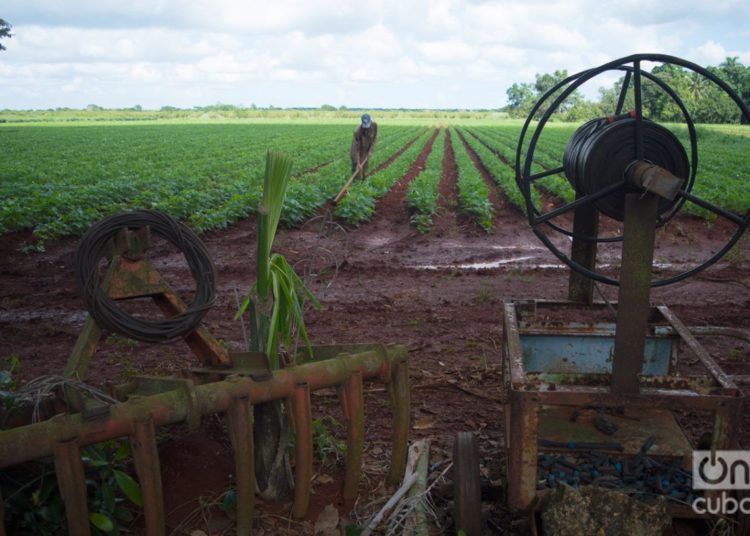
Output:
[
  {"xmin": 0, "ymin": 309, "xmax": 87, "ymax": 324},
  {"xmin": 410, "ymin": 255, "xmax": 567, "ymax": 271},
  {"xmin": 409, "ymin": 259, "xmax": 695, "ymax": 272}
]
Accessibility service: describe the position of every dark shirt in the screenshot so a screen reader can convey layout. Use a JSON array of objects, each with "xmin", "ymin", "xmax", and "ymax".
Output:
[{"xmin": 350, "ymin": 122, "xmax": 378, "ymax": 165}]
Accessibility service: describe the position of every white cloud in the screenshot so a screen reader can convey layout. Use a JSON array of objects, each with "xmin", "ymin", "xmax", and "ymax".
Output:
[{"xmin": 1, "ymin": 0, "xmax": 748, "ymax": 109}]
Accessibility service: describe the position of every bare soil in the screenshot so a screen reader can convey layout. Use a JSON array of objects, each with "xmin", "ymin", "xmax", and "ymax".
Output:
[{"xmin": 1, "ymin": 140, "xmax": 749, "ymax": 534}]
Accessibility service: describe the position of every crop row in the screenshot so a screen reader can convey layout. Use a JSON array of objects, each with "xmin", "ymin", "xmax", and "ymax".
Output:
[
  {"xmin": 0, "ymin": 124, "xmax": 349, "ymax": 239},
  {"xmin": 335, "ymin": 129, "xmax": 434, "ymax": 224},
  {"xmin": 0, "ymin": 123, "xmax": 423, "ymax": 241},
  {"xmin": 406, "ymin": 129, "xmax": 446, "ymax": 232},
  {"xmin": 450, "ymin": 129, "xmax": 493, "ymax": 231},
  {"xmin": 469, "ymin": 127, "xmax": 575, "ymax": 204},
  {"xmin": 281, "ymin": 126, "xmax": 425, "ymax": 224},
  {"xmin": 458, "ymin": 129, "xmax": 538, "ymax": 212}
]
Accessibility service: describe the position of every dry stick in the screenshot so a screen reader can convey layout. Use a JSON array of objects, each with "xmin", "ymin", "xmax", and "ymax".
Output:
[
  {"xmin": 404, "ymin": 440, "xmax": 431, "ymax": 536},
  {"xmin": 361, "ymin": 472, "xmax": 419, "ymax": 536},
  {"xmin": 333, "ymin": 154, "xmax": 371, "ymax": 203},
  {"xmin": 387, "ymin": 462, "xmax": 453, "ymax": 536}
]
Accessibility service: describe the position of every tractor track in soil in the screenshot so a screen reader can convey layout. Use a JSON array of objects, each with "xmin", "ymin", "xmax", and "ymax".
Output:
[
  {"xmin": 1, "ymin": 141, "xmax": 749, "ymax": 532},
  {"xmin": 432, "ymin": 129, "xmax": 463, "ymax": 237}
]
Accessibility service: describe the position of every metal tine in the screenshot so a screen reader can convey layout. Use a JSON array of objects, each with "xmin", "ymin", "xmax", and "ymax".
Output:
[
  {"xmin": 342, "ymin": 372, "xmax": 364, "ymax": 504},
  {"xmin": 227, "ymin": 396, "xmax": 254, "ymax": 536},
  {"xmin": 292, "ymin": 382, "xmax": 313, "ymax": 519},
  {"xmin": 53, "ymin": 439, "xmax": 91, "ymax": 536},
  {"xmin": 386, "ymin": 359, "xmax": 410, "ymax": 485},
  {"xmin": 131, "ymin": 417, "xmax": 165, "ymax": 536}
]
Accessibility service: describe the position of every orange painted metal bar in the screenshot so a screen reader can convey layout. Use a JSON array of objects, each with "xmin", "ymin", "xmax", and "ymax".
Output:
[
  {"xmin": 342, "ymin": 371, "xmax": 364, "ymax": 504},
  {"xmin": 53, "ymin": 439, "xmax": 91, "ymax": 536},
  {"xmin": 131, "ymin": 418, "xmax": 165, "ymax": 536},
  {"xmin": 227, "ymin": 396, "xmax": 254, "ymax": 536},
  {"xmin": 291, "ymin": 382, "xmax": 313, "ymax": 519},
  {"xmin": 0, "ymin": 349, "xmax": 394, "ymax": 468}
]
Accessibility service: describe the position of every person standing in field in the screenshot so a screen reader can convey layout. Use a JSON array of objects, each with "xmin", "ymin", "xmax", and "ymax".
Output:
[{"xmin": 350, "ymin": 113, "xmax": 378, "ymax": 180}]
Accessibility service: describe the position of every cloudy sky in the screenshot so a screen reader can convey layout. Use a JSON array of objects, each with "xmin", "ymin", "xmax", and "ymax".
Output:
[{"xmin": 1, "ymin": 0, "xmax": 749, "ymax": 110}]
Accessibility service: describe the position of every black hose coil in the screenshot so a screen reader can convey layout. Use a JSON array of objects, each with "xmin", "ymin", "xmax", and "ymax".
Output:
[{"xmin": 74, "ymin": 210, "xmax": 216, "ymax": 343}]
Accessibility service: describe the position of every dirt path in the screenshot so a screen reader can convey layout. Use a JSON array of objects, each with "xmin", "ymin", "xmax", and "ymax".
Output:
[{"xmin": 368, "ymin": 128, "xmax": 439, "ymax": 228}]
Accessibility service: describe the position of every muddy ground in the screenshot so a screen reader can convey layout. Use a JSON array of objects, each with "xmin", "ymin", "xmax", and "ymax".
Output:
[{"xmin": 1, "ymin": 131, "xmax": 749, "ymax": 534}]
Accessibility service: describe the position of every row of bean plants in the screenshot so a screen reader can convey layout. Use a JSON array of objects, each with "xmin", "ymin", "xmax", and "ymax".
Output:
[
  {"xmin": 469, "ymin": 127, "xmax": 575, "ymax": 204},
  {"xmin": 406, "ymin": 129, "xmax": 446, "ymax": 232},
  {"xmin": 335, "ymin": 129, "xmax": 434, "ymax": 224},
  {"xmin": 450, "ymin": 129, "xmax": 493, "ymax": 231},
  {"xmin": 0, "ymin": 123, "xmax": 354, "ymax": 240},
  {"xmin": 281, "ymin": 126, "xmax": 425, "ymax": 224},
  {"xmin": 458, "ymin": 129, "xmax": 539, "ymax": 212}
]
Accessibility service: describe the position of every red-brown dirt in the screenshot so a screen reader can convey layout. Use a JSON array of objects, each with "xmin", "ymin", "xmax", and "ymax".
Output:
[{"xmin": 1, "ymin": 137, "xmax": 749, "ymax": 534}]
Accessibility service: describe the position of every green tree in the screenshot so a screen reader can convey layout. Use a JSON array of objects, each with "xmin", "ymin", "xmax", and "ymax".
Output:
[
  {"xmin": 505, "ymin": 82, "xmax": 535, "ymax": 118},
  {"xmin": 0, "ymin": 18, "xmax": 12, "ymax": 51}
]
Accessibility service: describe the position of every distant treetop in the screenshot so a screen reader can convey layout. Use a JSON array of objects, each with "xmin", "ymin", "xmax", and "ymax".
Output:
[{"xmin": 0, "ymin": 18, "xmax": 12, "ymax": 51}]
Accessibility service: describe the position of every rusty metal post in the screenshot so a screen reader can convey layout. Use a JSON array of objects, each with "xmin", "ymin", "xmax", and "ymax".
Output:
[
  {"xmin": 507, "ymin": 393, "xmax": 539, "ymax": 511},
  {"xmin": 342, "ymin": 372, "xmax": 364, "ymax": 504},
  {"xmin": 387, "ymin": 359, "xmax": 410, "ymax": 485},
  {"xmin": 227, "ymin": 396, "xmax": 254, "ymax": 536},
  {"xmin": 292, "ymin": 382, "xmax": 313, "ymax": 519},
  {"xmin": 53, "ymin": 439, "xmax": 91, "ymax": 536},
  {"xmin": 612, "ymin": 193, "xmax": 658, "ymax": 394},
  {"xmin": 131, "ymin": 417, "xmax": 165, "ymax": 536},
  {"xmin": 568, "ymin": 198, "xmax": 599, "ymax": 303}
]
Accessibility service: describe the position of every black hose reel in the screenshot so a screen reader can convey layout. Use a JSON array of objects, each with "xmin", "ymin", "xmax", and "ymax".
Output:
[
  {"xmin": 516, "ymin": 53, "xmax": 750, "ymax": 287},
  {"xmin": 74, "ymin": 210, "xmax": 216, "ymax": 343}
]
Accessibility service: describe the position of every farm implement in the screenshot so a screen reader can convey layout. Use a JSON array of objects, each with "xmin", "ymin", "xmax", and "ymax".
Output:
[
  {"xmin": 0, "ymin": 211, "xmax": 410, "ymax": 535},
  {"xmin": 455, "ymin": 54, "xmax": 750, "ymax": 534}
]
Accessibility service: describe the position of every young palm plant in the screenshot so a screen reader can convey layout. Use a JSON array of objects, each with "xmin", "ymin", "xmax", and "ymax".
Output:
[{"xmin": 237, "ymin": 150, "xmax": 320, "ymax": 499}]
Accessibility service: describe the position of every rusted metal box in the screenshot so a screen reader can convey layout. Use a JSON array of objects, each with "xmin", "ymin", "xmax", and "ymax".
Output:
[{"xmin": 502, "ymin": 300, "xmax": 741, "ymax": 512}]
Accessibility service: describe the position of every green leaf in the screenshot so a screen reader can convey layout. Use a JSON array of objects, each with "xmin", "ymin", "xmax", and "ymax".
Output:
[
  {"xmin": 114, "ymin": 507, "xmax": 134, "ymax": 522},
  {"xmin": 102, "ymin": 481, "xmax": 116, "ymax": 512},
  {"xmin": 113, "ymin": 440, "xmax": 131, "ymax": 461},
  {"xmin": 113, "ymin": 470, "xmax": 142, "ymax": 506},
  {"xmin": 89, "ymin": 512, "xmax": 114, "ymax": 532}
]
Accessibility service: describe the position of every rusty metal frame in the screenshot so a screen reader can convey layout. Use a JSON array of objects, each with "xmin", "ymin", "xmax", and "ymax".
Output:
[
  {"xmin": 0, "ymin": 226, "xmax": 412, "ymax": 535},
  {"xmin": 0, "ymin": 343, "xmax": 409, "ymax": 535},
  {"xmin": 503, "ymin": 300, "xmax": 741, "ymax": 512}
]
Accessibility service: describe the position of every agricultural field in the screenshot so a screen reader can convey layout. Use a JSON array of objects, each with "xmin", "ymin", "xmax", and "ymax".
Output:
[
  {"xmin": 1, "ymin": 115, "xmax": 750, "ymax": 534},
  {"xmin": 2, "ymin": 118, "xmax": 748, "ymax": 245}
]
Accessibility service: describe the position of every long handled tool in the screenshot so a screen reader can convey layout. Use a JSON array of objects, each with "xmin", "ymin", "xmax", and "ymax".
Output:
[{"xmin": 334, "ymin": 154, "xmax": 371, "ymax": 203}]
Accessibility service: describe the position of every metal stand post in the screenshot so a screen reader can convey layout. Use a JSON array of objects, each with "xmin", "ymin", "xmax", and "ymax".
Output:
[{"xmin": 612, "ymin": 192, "xmax": 658, "ymax": 394}]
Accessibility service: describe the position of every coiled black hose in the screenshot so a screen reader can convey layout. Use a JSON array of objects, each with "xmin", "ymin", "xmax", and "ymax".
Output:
[
  {"xmin": 74, "ymin": 210, "xmax": 216, "ymax": 343},
  {"xmin": 563, "ymin": 116, "xmax": 689, "ymax": 221}
]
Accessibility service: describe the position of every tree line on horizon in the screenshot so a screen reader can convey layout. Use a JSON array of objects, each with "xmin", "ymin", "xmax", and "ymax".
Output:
[{"xmin": 505, "ymin": 57, "xmax": 750, "ymax": 124}]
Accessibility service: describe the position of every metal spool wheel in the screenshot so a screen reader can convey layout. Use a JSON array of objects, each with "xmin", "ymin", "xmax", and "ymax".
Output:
[
  {"xmin": 453, "ymin": 432, "xmax": 482, "ymax": 536},
  {"xmin": 516, "ymin": 53, "xmax": 750, "ymax": 287}
]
